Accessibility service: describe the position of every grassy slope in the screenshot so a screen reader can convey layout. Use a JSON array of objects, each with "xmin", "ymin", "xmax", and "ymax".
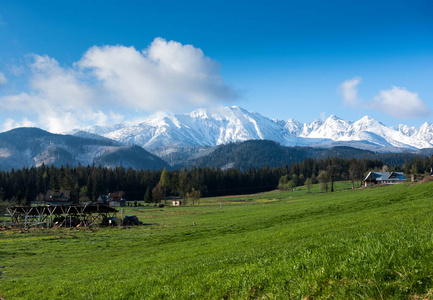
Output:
[{"xmin": 1, "ymin": 182, "xmax": 433, "ymax": 299}]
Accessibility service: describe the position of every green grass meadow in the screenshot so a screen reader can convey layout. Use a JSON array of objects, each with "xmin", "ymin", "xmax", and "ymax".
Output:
[{"xmin": 2, "ymin": 181, "xmax": 433, "ymax": 299}]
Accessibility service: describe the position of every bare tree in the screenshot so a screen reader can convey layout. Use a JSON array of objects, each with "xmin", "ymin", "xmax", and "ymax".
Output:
[
  {"xmin": 327, "ymin": 164, "xmax": 341, "ymax": 192},
  {"xmin": 186, "ymin": 188, "xmax": 201, "ymax": 205},
  {"xmin": 349, "ymin": 163, "xmax": 358, "ymax": 189},
  {"xmin": 318, "ymin": 170, "xmax": 330, "ymax": 192}
]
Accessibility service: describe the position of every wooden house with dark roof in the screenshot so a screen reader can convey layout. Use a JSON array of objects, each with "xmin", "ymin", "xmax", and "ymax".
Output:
[
  {"xmin": 364, "ymin": 172, "xmax": 406, "ymax": 187},
  {"xmin": 107, "ymin": 192, "xmax": 126, "ymax": 207},
  {"xmin": 44, "ymin": 190, "xmax": 72, "ymax": 205}
]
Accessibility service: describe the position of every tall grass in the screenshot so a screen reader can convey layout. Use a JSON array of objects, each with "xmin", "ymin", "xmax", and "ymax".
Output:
[{"xmin": 1, "ymin": 182, "xmax": 433, "ymax": 299}]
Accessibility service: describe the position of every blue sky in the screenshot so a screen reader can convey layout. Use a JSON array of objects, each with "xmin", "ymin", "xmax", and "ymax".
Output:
[{"xmin": 0, "ymin": 0, "xmax": 432, "ymax": 132}]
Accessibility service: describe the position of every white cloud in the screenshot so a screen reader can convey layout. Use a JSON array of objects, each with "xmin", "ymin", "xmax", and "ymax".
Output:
[
  {"xmin": 10, "ymin": 65, "xmax": 26, "ymax": 76},
  {"xmin": 338, "ymin": 77, "xmax": 430, "ymax": 119},
  {"xmin": 0, "ymin": 38, "xmax": 237, "ymax": 133},
  {"xmin": 78, "ymin": 38, "xmax": 237, "ymax": 110},
  {"xmin": 372, "ymin": 86, "xmax": 430, "ymax": 119},
  {"xmin": 2, "ymin": 117, "xmax": 37, "ymax": 132},
  {"xmin": 0, "ymin": 55, "xmax": 100, "ymax": 133},
  {"xmin": 338, "ymin": 77, "xmax": 361, "ymax": 107},
  {"xmin": 0, "ymin": 72, "xmax": 7, "ymax": 84},
  {"xmin": 92, "ymin": 110, "xmax": 125, "ymax": 127},
  {"xmin": 30, "ymin": 54, "xmax": 95, "ymax": 108}
]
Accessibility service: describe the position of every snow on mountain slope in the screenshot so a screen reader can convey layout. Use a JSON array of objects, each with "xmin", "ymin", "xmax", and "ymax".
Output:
[
  {"xmin": 102, "ymin": 106, "xmax": 298, "ymax": 149},
  {"xmin": 305, "ymin": 115, "xmax": 353, "ymax": 140},
  {"xmin": 349, "ymin": 117, "xmax": 431, "ymax": 149},
  {"xmin": 301, "ymin": 115, "xmax": 431, "ymax": 150},
  {"xmin": 284, "ymin": 118, "xmax": 303, "ymax": 135},
  {"xmin": 78, "ymin": 106, "xmax": 433, "ymax": 152},
  {"xmin": 300, "ymin": 119, "xmax": 324, "ymax": 136},
  {"xmin": 393, "ymin": 124, "xmax": 418, "ymax": 137},
  {"xmin": 414, "ymin": 122, "xmax": 433, "ymax": 145}
]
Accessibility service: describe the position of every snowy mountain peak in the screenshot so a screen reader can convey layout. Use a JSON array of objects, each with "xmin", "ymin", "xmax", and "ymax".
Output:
[
  {"xmin": 79, "ymin": 107, "xmax": 433, "ymax": 152},
  {"xmin": 284, "ymin": 118, "xmax": 303, "ymax": 135},
  {"xmin": 393, "ymin": 124, "xmax": 418, "ymax": 137},
  {"xmin": 355, "ymin": 115, "xmax": 378, "ymax": 124},
  {"xmin": 359, "ymin": 115, "xmax": 375, "ymax": 121},
  {"xmin": 353, "ymin": 115, "xmax": 383, "ymax": 130},
  {"xmin": 326, "ymin": 114, "xmax": 342, "ymax": 121},
  {"xmin": 188, "ymin": 108, "xmax": 209, "ymax": 119},
  {"xmin": 420, "ymin": 122, "xmax": 433, "ymax": 131}
]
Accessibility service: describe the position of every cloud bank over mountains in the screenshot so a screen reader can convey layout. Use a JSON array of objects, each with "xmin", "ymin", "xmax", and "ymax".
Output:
[
  {"xmin": 0, "ymin": 37, "xmax": 430, "ymax": 133},
  {"xmin": 0, "ymin": 38, "xmax": 237, "ymax": 133},
  {"xmin": 339, "ymin": 77, "xmax": 430, "ymax": 119}
]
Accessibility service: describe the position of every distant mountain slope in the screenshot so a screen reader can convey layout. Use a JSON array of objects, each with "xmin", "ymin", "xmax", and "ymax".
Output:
[
  {"xmin": 94, "ymin": 145, "xmax": 170, "ymax": 170},
  {"xmin": 79, "ymin": 106, "xmax": 433, "ymax": 152},
  {"xmin": 0, "ymin": 128, "xmax": 169, "ymax": 170},
  {"xmin": 71, "ymin": 130, "xmax": 118, "ymax": 143},
  {"xmin": 150, "ymin": 145, "xmax": 214, "ymax": 167},
  {"xmin": 185, "ymin": 140, "xmax": 420, "ymax": 171},
  {"xmin": 185, "ymin": 140, "xmax": 313, "ymax": 170}
]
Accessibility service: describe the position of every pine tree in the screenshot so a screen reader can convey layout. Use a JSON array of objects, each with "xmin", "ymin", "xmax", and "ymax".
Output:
[
  {"xmin": 144, "ymin": 187, "xmax": 152, "ymax": 203},
  {"xmin": 152, "ymin": 184, "xmax": 164, "ymax": 204},
  {"xmin": 178, "ymin": 168, "xmax": 189, "ymax": 199}
]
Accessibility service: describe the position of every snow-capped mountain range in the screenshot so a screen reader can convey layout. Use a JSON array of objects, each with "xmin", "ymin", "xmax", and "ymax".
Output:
[{"xmin": 76, "ymin": 106, "xmax": 433, "ymax": 152}]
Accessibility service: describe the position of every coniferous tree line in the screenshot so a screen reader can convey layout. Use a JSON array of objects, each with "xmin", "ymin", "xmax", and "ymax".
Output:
[{"xmin": 1, "ymin": 155, "xmax": 432, "ymax": 205}]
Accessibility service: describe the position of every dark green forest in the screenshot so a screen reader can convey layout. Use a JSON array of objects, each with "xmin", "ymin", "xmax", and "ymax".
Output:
[
  {"xmin": 2, "ymin": 153, "xmax": 432, "ymax": 205},
  {"xmin": 185, "ymin": 141, "xmax": 425, "ymax": 171}
]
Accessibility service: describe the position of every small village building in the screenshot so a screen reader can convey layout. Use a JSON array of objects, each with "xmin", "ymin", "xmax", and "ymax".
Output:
[
  {"xmin": 32, "ymin": 193, "xmax": 46, "ymax": 205},
  {"xmin": 107, "ymin": 192, "xmax": 126, "ymax": 207},
  {"xmin": 97, "ymin": 195, "xmax": 109, "ymax": 204},
  {"xmin": 32, "ymin": 190, "xmax": 72, "ymax": 206},
  {"xmin": 46, "ymin": 190, "xmax": 72, "ymax": 205},
  {"xmin": 364, "ymin": 172, "xmax": 406, "ymax": 187},
  {"xmin": 172, "ymin": 200, "xmax": 182, "ymax": 206}
]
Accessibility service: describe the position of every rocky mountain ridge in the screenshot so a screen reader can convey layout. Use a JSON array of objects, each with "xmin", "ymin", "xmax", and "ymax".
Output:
[{"xmin": 78, "ymin": 106, "xmax": 433, "ymax": 152}]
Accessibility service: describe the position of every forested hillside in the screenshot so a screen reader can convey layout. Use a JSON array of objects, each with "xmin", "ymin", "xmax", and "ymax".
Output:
[
  {"xmin": 185, "ymin": 140, "xmax": 423, "ymax": 170},
  {"xmin": 0, "ymin": 128, "xmax": 169, "ymax": 171}
]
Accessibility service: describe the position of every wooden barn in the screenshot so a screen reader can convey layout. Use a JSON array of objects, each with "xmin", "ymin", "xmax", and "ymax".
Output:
[{"xmin": 107, "ymin": 192, "xmax": 126, "ymax": 207}]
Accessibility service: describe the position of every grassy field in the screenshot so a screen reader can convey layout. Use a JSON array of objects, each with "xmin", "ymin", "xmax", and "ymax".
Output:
[{"xmin": 1, "ymin": 181, "xmax": 433, "ymax": 299}]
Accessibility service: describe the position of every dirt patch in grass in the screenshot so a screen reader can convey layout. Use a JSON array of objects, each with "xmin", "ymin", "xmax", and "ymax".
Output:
[{"xmin": 410, "ymin": 176, "xmax": 433, "ymax": 186}]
